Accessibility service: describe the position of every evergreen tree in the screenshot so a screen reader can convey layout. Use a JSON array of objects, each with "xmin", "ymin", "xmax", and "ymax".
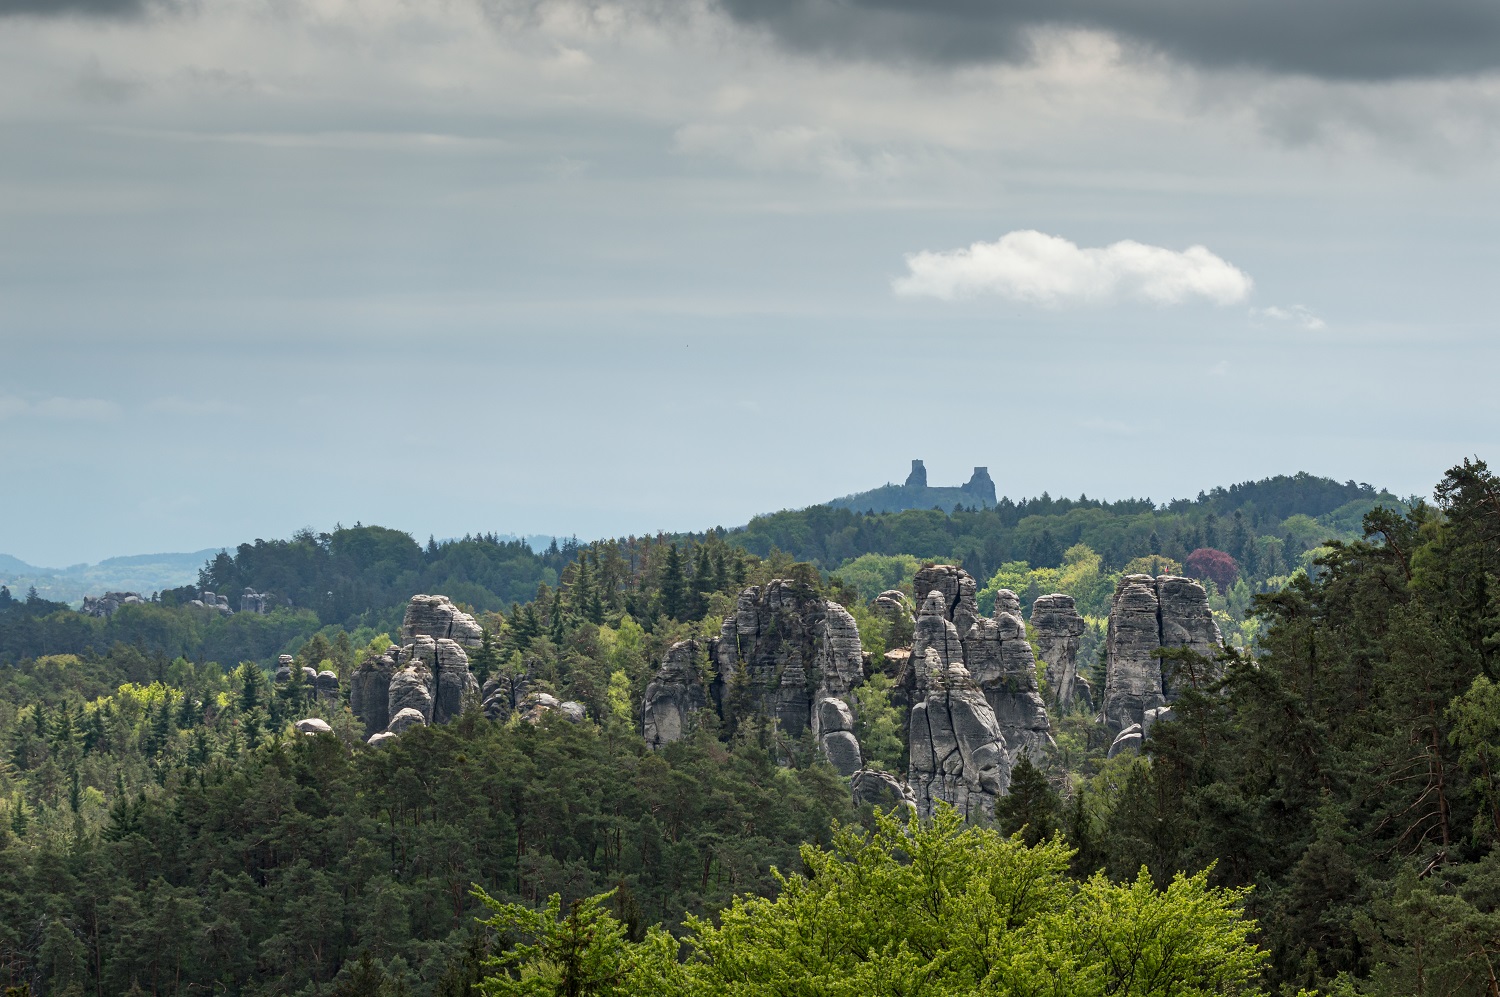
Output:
[
  {"xmin": 995, "ymin": 755, "xmax": 1061, "ymax": 846},
  {"xmin": 658, "ymin": 543, "xmax": 686, "ymax": 621}
]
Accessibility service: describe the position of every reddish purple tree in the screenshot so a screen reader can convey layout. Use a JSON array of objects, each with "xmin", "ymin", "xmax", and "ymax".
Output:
[{"xmin": 1184, "ymin": 548, "xmax": 1239, "ymax": 593}]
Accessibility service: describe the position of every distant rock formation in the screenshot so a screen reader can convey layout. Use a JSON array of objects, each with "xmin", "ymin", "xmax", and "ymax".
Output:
[
  {"xmin": 644, "ymin": 639, "xmax": 709, "ymax": 748},
  {"xmin": 353, "ymin": 595, "xmax": 483, "ymax": 744},
  {"xmin": 963, "ymin": 589, "xmax": 1054, "ymax": 761},
  {"xmin": 913, "ymin": 565, "xmax": 980, "ymax": 638},
  {"xmin": 80, "ymin": 591, "xmax": 146, "ymax": 618},
  {"xmin": 519, "ymin": 692, "xmax": 586, "ymax": 724},
  {"xmin": 295, "ymin": 718, "xmax": 333, "ymax": 736},
  {"xmin": 274, "ymin": 655, "xmax": 294, "ymax": 684},
  {"xmin": 907, "ymin": 648, "xmax": 1012, "ymax": 819},
  {"xmin": 872, "ymin": 589, "xmax": 914, "ymax": 624},
  {"xmin": 240, "ymin": 588, "xmax": 273, "ymax": 614},
  {"xmin": 1102, "ymin": 575, "xmax": 1222, "ymax": 730},
  {"xmin": 188, "ymin": 590, "xmax": 233, "ymax": 615},
  {"xmin": 1031, "ymin": 593, "xmax": 1090, "ymax": 710}
]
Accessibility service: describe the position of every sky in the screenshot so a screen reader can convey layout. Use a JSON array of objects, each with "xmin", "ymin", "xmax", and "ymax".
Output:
[{"xmin": 2, "ymin": 0, "xmax": 1498, "ymax": 566}]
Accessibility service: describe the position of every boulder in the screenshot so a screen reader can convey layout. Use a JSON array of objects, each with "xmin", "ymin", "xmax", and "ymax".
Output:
[
  {"xmin": 295, "ymin": 718, "xmax": 333, "ymax": 736},
  {"xmin": 316, "ymin": 670, "xmax": 339, "ymax": 699},
  {"xmin": 1107, "ymin": 723, "xmax": 1143, "ymax": 758},
  {"xmin": 1031, "ymin": 593, "xmax": 1088, "ymax": 709},
  {"xmin": 962, "ymin": 592, "xmax": 1054, "ymax": 762},
  {"xmin": 1142, "ymin": 705, "xmax": 1173, "ymax": 741},
  {"xmin": 851, "ymin": 769, "xmax": 917, "ymax": 812},
  {"xmin": 402, "ymin": 594, "xmax": 483, "ymax": 649},
  {"xmin": 301, "ymin": 666, "xmax": 319, "ymax": 684},
  {"xmin": 907, "ymin": 648, "xmax": 1011, "ymax": 819},
  {"xmin": 912, "ymin": 565, "xmax": 980, "ymax": 638},
  {"xmin": 367, "ymin": 731, "xmax": 398, "ymax": 748},
  {"xmin": 518, "ymin": 692, "xmax": 586, "ymax": 724},
  {"xmin": 644, "ymin": 640, "xmax": 708, "ymax": 748},
  {"xmin": 816, "ymin": 696, "xmax": 862, "ymax": 775},
  {"xmin": 387, "ymin": 708, "xmax": 427, "ymax": 735}
]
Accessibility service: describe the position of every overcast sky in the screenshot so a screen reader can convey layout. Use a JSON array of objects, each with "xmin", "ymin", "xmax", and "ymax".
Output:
[{"xmin": 2, "ymin": 0, "xmax": 1498, "ymax": 566}]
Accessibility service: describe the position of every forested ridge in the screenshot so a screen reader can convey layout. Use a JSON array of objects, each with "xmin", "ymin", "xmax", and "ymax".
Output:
[{"xmin": 1, "ymin": 464, "xmax": 1494, "ymax": 996}]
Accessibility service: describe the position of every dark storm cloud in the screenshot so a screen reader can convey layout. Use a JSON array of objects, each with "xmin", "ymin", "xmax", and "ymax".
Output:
[
  {"xmin": 716, "ymin": 0, "xmax": 1500, "ymax": 80},
  {"xmin": 0, "ymin": 0, "xmax": 145, "ymax": 15}
]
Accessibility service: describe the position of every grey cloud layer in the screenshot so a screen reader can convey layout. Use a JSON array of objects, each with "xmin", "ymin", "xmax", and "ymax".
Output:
[
  {"xmin": 716, "ymin": 0, "xmax": 1500, "ymax": 80},
  {"xmin": 0, "ymin": 0, "xmax": 144, "ymax": 14}
]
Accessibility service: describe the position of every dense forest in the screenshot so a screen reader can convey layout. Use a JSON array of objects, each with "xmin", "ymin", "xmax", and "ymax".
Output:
[{"xmin": 0, "ymin": 465, "xmax": 1491, "ymax": 996}]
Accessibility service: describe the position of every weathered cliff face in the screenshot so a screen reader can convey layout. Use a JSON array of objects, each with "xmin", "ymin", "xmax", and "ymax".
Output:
[
  {"xmin": 80, "ymin": 592, "xmax": 146, "ymax": 618},
  {"xmin": 710, "ymin": 580, "xmax": 864, "ymax": 738},
  {"xmin": 962, "ymin": 590, "xmax": 1054, "ymax": 762},
  {"xmin": 908, "ymin": 591, "xmax": 967, "ymax": 699},
  {"xmin": 912, "ymin": 565, "xmax": 980, "ymax": 639},
  {"xmin": 873, "ymin": 589, "xmax": 914, "ymax": 624},
  {"xmin": 1102, "ymin": 575, "xmax": 1222, "ymax": 729},
  {"xmin": 907, "ymin": 648, "xmax": 1012, "ymax": 819},
  {"xmin": 851, "ymin": 769, "xmax": 917, "ymax": 812},
  {"xmin": 351, "ymin": 647, "xmax": 398, "ymax": 738},
  {"xmin": 1031, "ymin": 593, "xmax": 1089, "ymax": 710},
  {"xmin": 644, "ymin": 640, "xmax": 709, "ymax": 748}
]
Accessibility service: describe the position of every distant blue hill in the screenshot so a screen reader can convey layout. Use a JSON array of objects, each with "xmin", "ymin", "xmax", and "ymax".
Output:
[
  {"xmin": 827, "ymin": 459, "xmax": 997, "ymax": 514},
  {"xmin": 0, "ymin": 548, "xmax": 222, "ymax": 607}
]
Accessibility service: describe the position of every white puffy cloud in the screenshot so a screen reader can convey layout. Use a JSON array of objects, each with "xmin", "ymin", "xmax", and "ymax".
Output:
[{"xmin": 892, "ymin": 230, "xmax": 1254, "ymax": 306}]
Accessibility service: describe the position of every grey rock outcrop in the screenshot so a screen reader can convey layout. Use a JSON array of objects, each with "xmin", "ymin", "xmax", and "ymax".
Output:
[
  {"xmin": 480, "ymin": 675, "xmax": 526, "ymax": 722},
  {"xmin": 1031, "ymin": 593, "xmax": 1089, "ymax": 710},
  {"xmin": 912, "ymin": 565, "xmax": 980, "ymax": 639},
  {"xmin": 907, "ymin": 648, "xmax": 1012, "ymax": 819},
  {"xmin": 80, "ymin": 592, "xmax": 146, "ymax": 618},
  {"xmin": 709, "ymin": 580, "xmax": 865, "ymax": 742},
  {"xmin": 274, "ymin": 655, "xmax": 294, "ymax": 684},
  {"xmin": 644, "ymin": 640, "xmax": 708, "ymax": 748},
  {"xmin": 1107, "ymin": 723, "xmax": 1143, "ymax": 758},
  {"xmin": 817, "ymin": 696, "xmax": 862, "ymax": 776},
  {"xmin": 350, "ymin": 647, "xmax": 398, "ymax": 737},
  {"xmin": 1102, "ymin": 575, "xmax": 1223, "ymax": 730},
  {"xmin": 851, "ymin": 769, "xmax": 917, "ymax": 812},
  {"xmin": 387, "ymin": 666, "xmax": 434, "ymax": 724},
  {"xmin": 316, "ymin": 670, "xmax": 339, "ymax": 700},
  {"xmin": 367, "ymin": 731, "xmax": 398, "ymax": 748},
  {"xmin": 1142, "ymin": 705, "xmax": 1173, "ymax": 741},
  {"xmin": 907, "ymin": 591, "xmax": 966, "ymax": 698},
  {"xmin": 387, "ymin": 707, "xmax": 427, "ymax": 735},
  {"xmin": 520, "ymin": 692, "xmax": 585, "ymax": 724},
  {"xmin": 402, "ymin": 594, "xmax": 483, "ymax": 648},
  {"xmin": 873, "ymin": 590, "xmax": 914, "ymax": 623},
  {"xmin": 962, "ymin": 590, "xmax": 1054, "ymax": 762},
  {"xmin": 188, "ymin": 590, "xmax": 233, "ymax": 615},
  {"xmin": 295, "ymin": 718, "xmax": 333, "ymax": 736},
  {"xmin": 240, "ymin": 589, "xmax": 273, "ymax": 614}
]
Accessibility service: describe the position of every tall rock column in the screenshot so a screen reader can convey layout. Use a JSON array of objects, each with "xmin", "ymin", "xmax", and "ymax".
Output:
[
  {"xmin": 1102, "ymin": 575, "xmax": 1223, "ymax": 730},
  {"xmin": 643, "ymin": 639, "xmax": 708, "ymax": 748},
  {"xmin": 912, "ymin": 565, "xmax": 980, "ymax": 638},
  {"xmin": 962, "ymin": 589, "xmax": 1054, "ymax": 762},
  {"xmin": 907, "ymin": 648, "xmax": 1011, "ymax": 819},
  {"xmin": 1031, "ymin": 593, "xmax": 1089, "ymax": 710}
]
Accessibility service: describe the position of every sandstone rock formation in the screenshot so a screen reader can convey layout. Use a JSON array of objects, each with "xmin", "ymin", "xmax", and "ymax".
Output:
[
  {"xmin": 1031, "ymin": 593, "xmax": 1090, "ymax": 710},
  {"xmin": 80, "ymin": 592, "xmax": 146, "ymax": 618},
  {"xmin": 644, "ymin": 639, "xmax": 708, "ymax": 748},
  {"xmin": 850, "ymin": 769, "xmax": 917, "ymax": 812},
  {"xmin": 240, "ymin": 589, "xmax": 273, "ymax": 614},
  {"xmin": 295, "ymin": 718, "xmax": 333, "ymax": 736},
  {"xmin": 873, "ymin": 590, "xmax": 914, "ymax": 623},
  {"xmin": 962, "ymin": 590, "xmax": 1054, "ymax": 761},
  {"xmin": 188, "ymin": 590, "xmax": 233, "ymax": 615},
  {"xmin": 1102, "ymin": 575, "xmax": 1223, "ymax": 730},
  {"xmin": 386, "ymin": 708, "xmax": 426, "ymax": 735},
  {"xmin": 912, "ymin": 565, "xmax": 980, "ymax": 639},
  {"xmin": 708, "ymin": 580, "xmax": 865, "ymax": 770},
  {"xmin": 274, "ymin": 655, "xmax": 294, "ymax": 684},
  {"xmin": 1107, "ymin": 723, "xmax": 1142, "ymax": 759},
  {"xmin": 367, "ymin": 731, "xmax": 397, "ymax": 748},
  {"xmin": 352, "ymin": 595, "xmax": 484, "ymax": 740},
  {"xmin": 316, "ymin": 670, "xmax": 339, "ymax": 700},
  {"xmin": 907, "ymin": 591, "xmax": 967, "ymax": 699},
  {"xmin": 908, "ymin": 648, "xmax": 1012, "ymax": 819},
  {"xmin": 520, "ymin": 692, "xmax": 586, "ymax": 724}
]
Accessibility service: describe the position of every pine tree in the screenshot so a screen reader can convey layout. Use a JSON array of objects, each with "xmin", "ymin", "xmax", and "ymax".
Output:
[
  {"xmin": 994, "ymin": 755, "xmax": 1061, "ymax": 846},
  {"xmin": 659, "ymin": 543, "xmax": 686, "ymax": 621}
]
